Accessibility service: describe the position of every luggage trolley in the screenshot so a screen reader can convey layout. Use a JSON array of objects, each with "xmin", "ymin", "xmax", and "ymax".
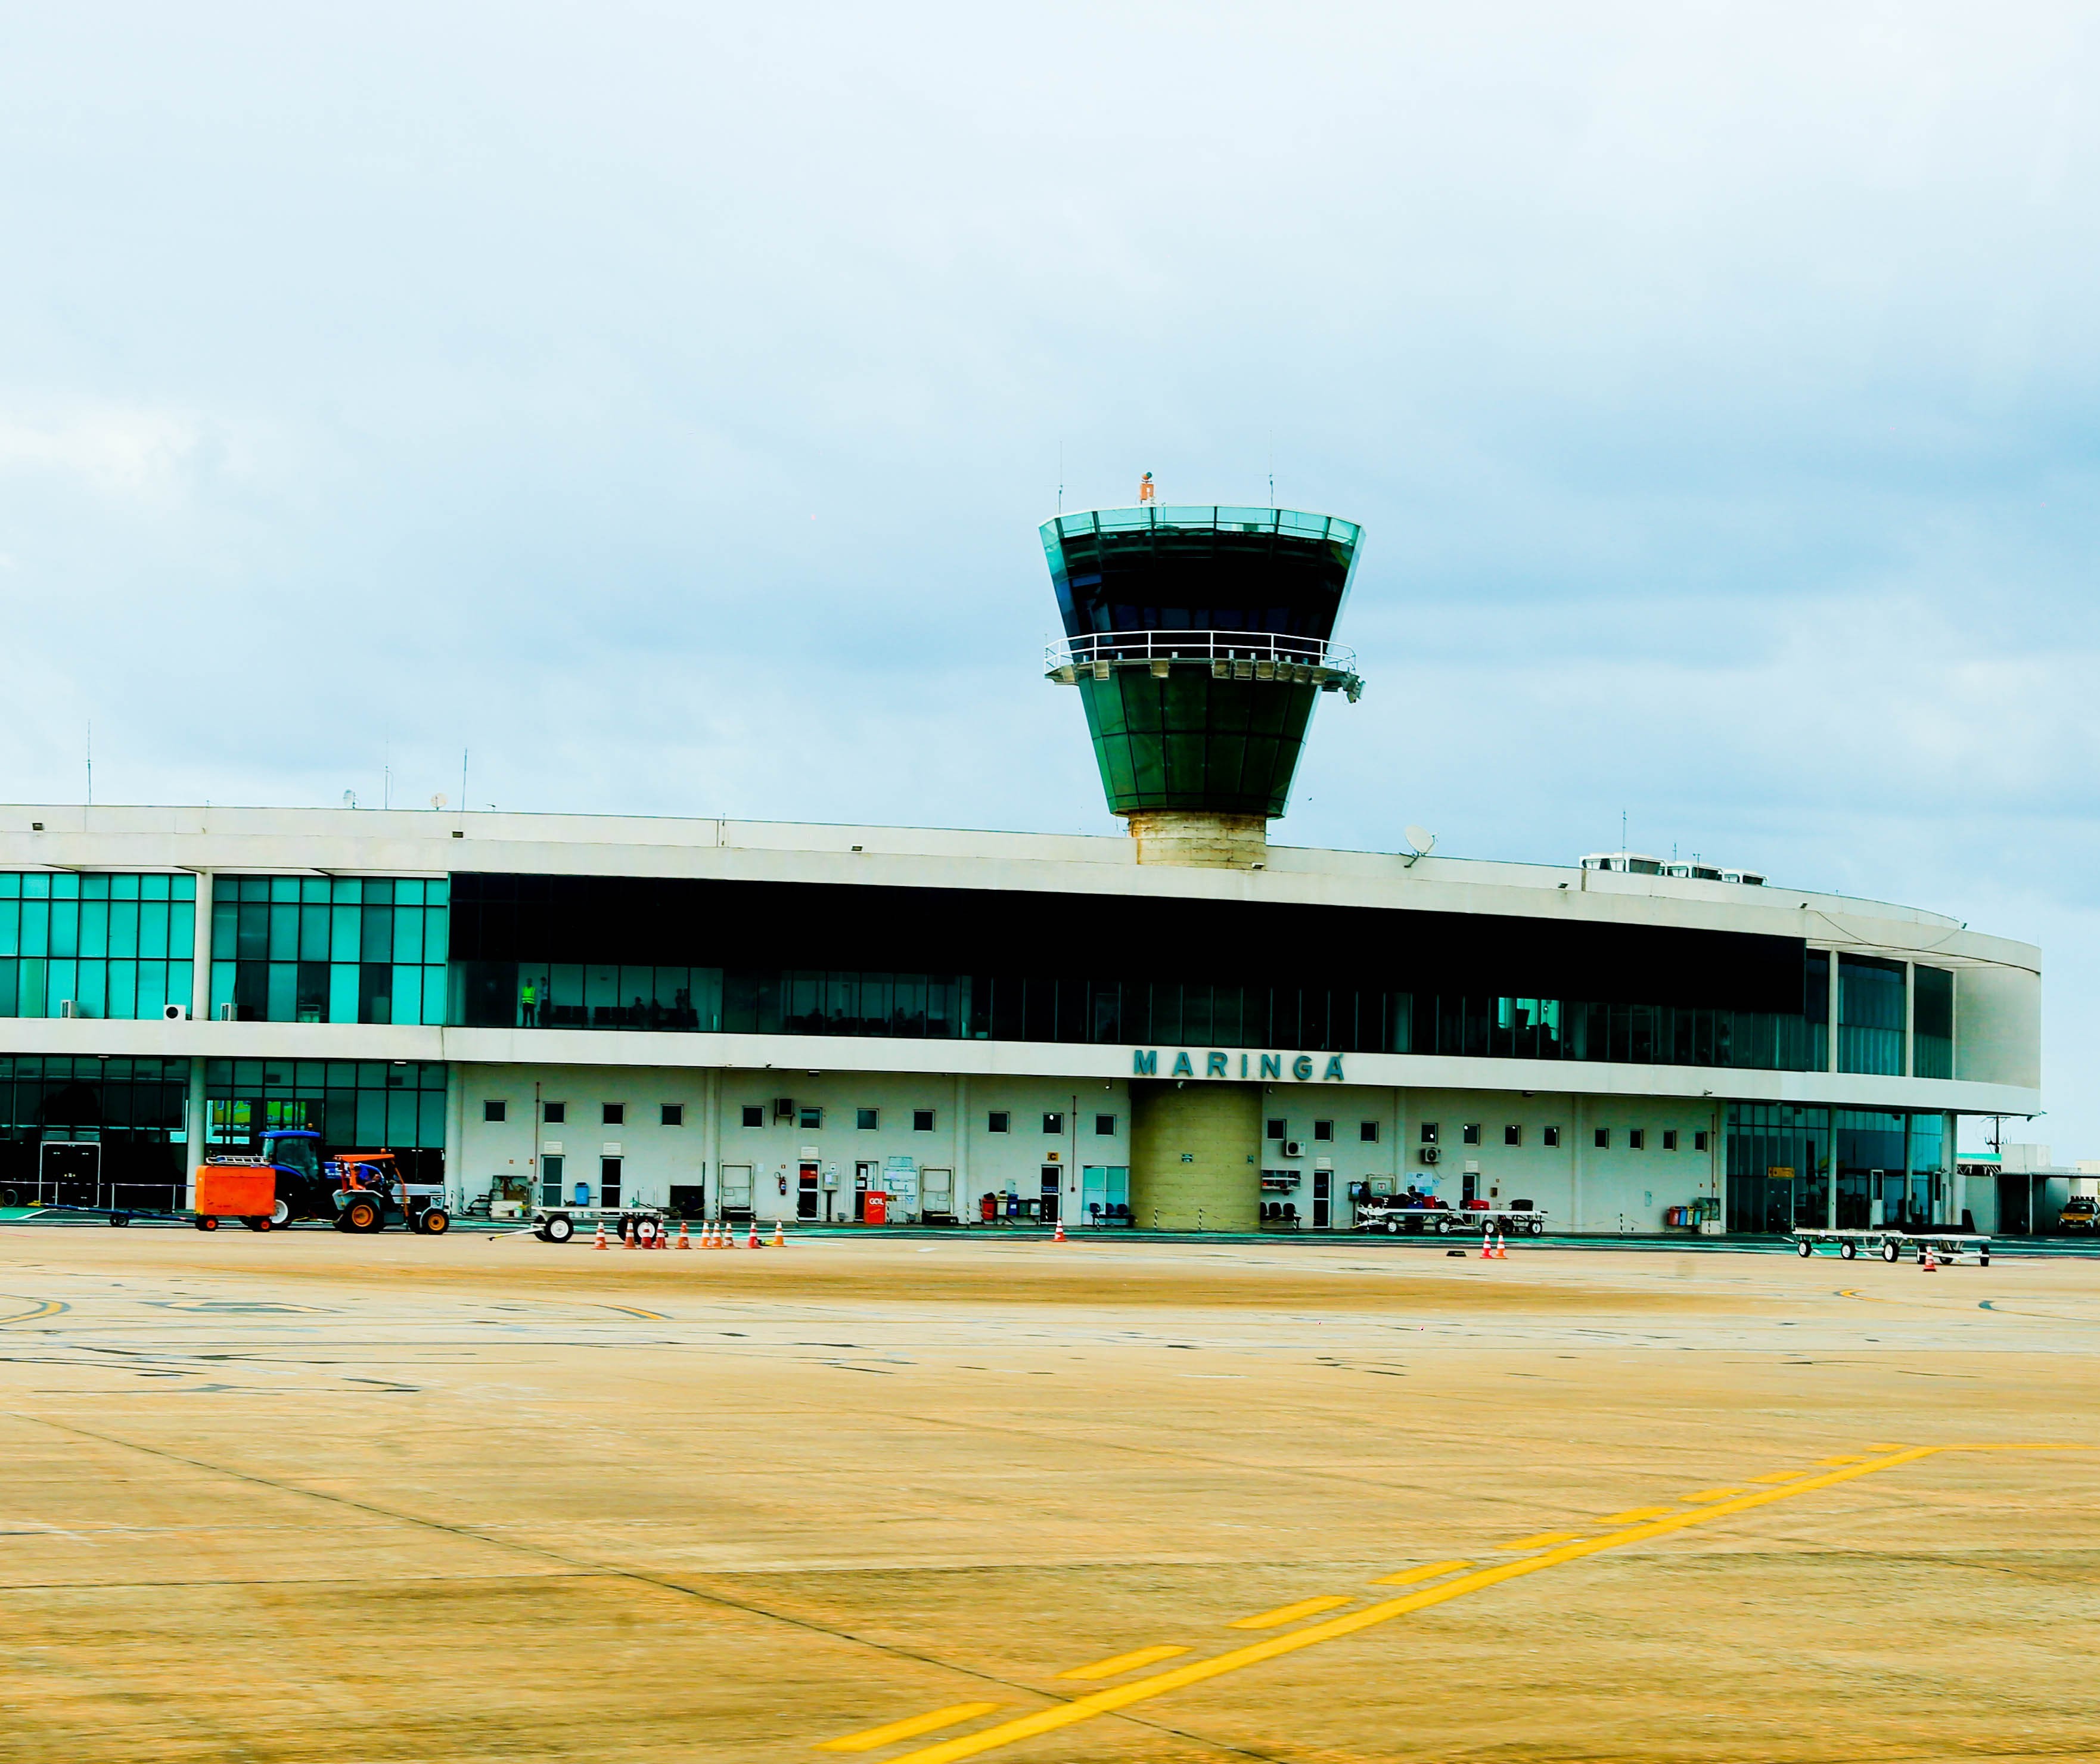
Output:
[{"xmin": 1792, "ymin": 1225, "xmax": 1991, "ymax": 1266}]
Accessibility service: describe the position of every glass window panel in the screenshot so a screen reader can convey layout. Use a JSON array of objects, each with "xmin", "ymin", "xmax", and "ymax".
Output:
[
  {"xmin": 396, "ymin": 879, "xmax": 425, "ymax": 906},
  {"xmin": 418, "ymin": 1092, "xmax": 446, "ymax": 1147},
  {"xmin": 391, "ymin": 965, "xmax": 421, "ymax": 1026},
  {"xmin": 0, "ymin": 900, "xmax": 15, "ymax": 956},
  {"xmin": 422, "ymin": 967, "xmax": 446, "ymax": 1027},
  {"xmin": 141, "ymin": 900, "xmax": 170, "ymax": 960},
  {"xmin": 327, "ymin": 963, "xmax": 359, "ymax": 1023},
  {"xmin": 142, "ymin": 963, "xmax": 172, "ymax": 1019},
  {"xmin": 423, "ymin": 906, "xmax": 448, "ymax": 965},
  {"xmin": 45, "ymin": 959, "xmax": 75, "ymax": 1013},
  {"xmin": 387, "ymin": 1092, "xmax": 418, "ymax": 1144},
  {"xmin": 79, "ymin": 900, "xmax": 108, "ymax": 958},
  {"xmin": 20, "ymin": 900, "xmax": 48, "ymax": 957},
  {"xmin": 299, "ymin": 905, "xmax": 330, "ymax": 962},
  {"xmin": 107, "ymin": 900, "xmax": 138, "ymax": 958},
  {"xmin": 49, "ymin": 900, "xmax": 77, "ymax": 958},
  {"xmin": 74, "ymin": 961, "xmax": 107, "ymax": 1017},
  {"xmin": 356, "ymin": 1092, "xmax": 387, "ymax": 1145},
  {"xmin": 332, "ymin": 877, "xmax": 361, "ymax": 904},
  {"xmin": 361, "ymin": 905, "xmax": 392, "ymax": 963},
  {"xmin": 269, "ymin": 876, "xmax": 299, "ymax": 904},
  {"xmin": 267, "ymin": 962, "xmax": 297, "ymax": 1021},
  {"xmin": 392, "ymin": 908, "xmax": 424, "ymax": 965},
  {"xmin": 331, "ymin": 905, "xmax": 360, "ymax": 962},
  {"xmin": 21, "ymin": 874, "xmax": 49, "ymax": 897},
  {"xmin": 107, "ymin": 959, "xmax": 138, "ymax": 1020}
]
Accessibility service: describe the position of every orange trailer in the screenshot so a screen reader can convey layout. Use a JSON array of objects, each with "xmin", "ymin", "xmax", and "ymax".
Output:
[{"xmin": 191, "ymin": 1163, "xmax": 277, "ymax": 1233}]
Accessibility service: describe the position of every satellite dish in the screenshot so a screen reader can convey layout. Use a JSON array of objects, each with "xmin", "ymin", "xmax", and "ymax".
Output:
[
  {"xmin": 430, "ymin": 793, "xmax": 448, "ymax": 810},
  {"xmin": 342, "ymin": 790, "xmax": 357, "ymax": 809},
  {"xmin": 1403, "ymin": 825, "xmax": 1436, "ymax": 856}
]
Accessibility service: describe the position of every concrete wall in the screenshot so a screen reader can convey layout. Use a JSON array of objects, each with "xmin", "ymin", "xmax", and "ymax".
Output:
[{"xmin": 1956, "ymin": 964, "xmax": 2042, "ymax": 1089}]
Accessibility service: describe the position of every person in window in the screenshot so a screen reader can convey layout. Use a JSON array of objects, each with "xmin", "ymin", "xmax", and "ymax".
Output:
[{"xmin": 519, "ymin": 978, "xmax": 538, "ymax": 1027}]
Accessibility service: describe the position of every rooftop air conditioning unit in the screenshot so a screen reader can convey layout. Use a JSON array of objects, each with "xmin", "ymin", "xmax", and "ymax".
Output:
[
  {"xmin": 1419, "ymin": 1146, "xmax": 1441, "ymax": 1166},
  {"xmin": 163, "ymin": 1003, "xmax": 189, "ymax": 1021},
  {"xmin": 58, "ymin": 998, "xmax": 77, "ymax": 1018},
  {"xmin": 217, "ymin": 1002, "xmax": 237, "ymax": 1021},
  {"xmin": 1281, "ymin": 1139, "xmax": 1305, "ymax": 1159},
  {"xmin": 772, "ymin": 1097, "xmax": 796, "ymax": 1122}
]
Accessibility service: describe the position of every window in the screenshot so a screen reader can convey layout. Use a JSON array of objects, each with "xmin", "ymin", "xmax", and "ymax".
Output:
[
  {"xmin": 741, "ymin": 1105, "xmax": 763, "ymax": 1128},
  {"xmin": 798, "ymin": 1105, "xmax": 822, "ymax": 1129},
  {"xmin": 987, "ymin": 1111, "xmax": 1010, "ymax": 1133},
  {"xmin": 483, "ymin": 1099, "xmax": 507, "ymax": 1123},
  {"xmin": 1267, "ymin": 1117, "xmax": 1287, "ymax": 1141},
  {"xmin": 1313, "ymin": 1119, "xmax": 1334, "ymax": 1142},
  {"xmin": 1042, "ymin": 1112, "xmax": 1064, "ymax": 1135},
  {"xmin": 856, "ymin": 1107, "xmax": 879, "ymax": 1130},
  {"xmin": 1359, "ymin": 1121, "xmax": 1379, "ymax": 1143},
  {"xmin": 1094, "ymin": 1113, "xmax": 1116, "ymax": 1135},
  {"xmin": 1462, "ymin": 1123, "xmax": 1481, "ymax": 1145},
  {"xmin": 1420, "ymin": 1122, "xmax": 1439, "ymax": 1145},
  {"xmin": 1543, "ymin": 1126, "xmax": 1561, "ymax": 1148},
  {"xmin": 913, "ymin": 1109, "xmax": 935, "ymax": 1132},
  {"xmin": 602, "ymin": 1102, "xmax": 624, "ymax": 1126},
  {"xmin": 1629, "ymin": 1128, "xmax": 1645, "ymax": 1150},
  {"xmin": 1503, "ymin": 1125, "xmax": 1521, "ymax": 1147},
  {"xmin": 1694, "ymin": 1130, "xmax": 1709, "ymax": 1152},
  {"xmin": 661, "ymin": 1104, "xmax": 684, "ymax": 1127},
  {"xmin": 1662, "ymin": 1129, "xmax": 1677, "ymax": 1151},
  {"xmin": 1595, "ymin": 1127, "xmax": 1610, "ymax": 1149},
  {"xmin": 543, "ymin": 1101, "xmax": 566, "ymax": 1125}
]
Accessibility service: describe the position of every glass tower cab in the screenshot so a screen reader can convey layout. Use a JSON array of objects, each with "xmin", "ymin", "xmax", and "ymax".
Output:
[{"xmin": 1041, "ymin": 504, "xmax": 1365, "ymax": 868}]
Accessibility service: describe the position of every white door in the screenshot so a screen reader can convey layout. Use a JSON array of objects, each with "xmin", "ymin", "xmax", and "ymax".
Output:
[
  {"xmin": 922, "ymin": 1167, "xmax": 953, "ymax": 1216},
  {"xmin": 722, "ymin": 1164, "xmax": 754, "ymax": 1216}
]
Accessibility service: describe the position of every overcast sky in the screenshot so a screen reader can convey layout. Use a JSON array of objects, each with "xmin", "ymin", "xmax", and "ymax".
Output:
[{"xmin": 2, "ymin": 5, "xmax": 2093, "ymax": 1151}]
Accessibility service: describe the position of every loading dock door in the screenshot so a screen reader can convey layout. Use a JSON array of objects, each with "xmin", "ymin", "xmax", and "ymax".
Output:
[{"xmin": 797, "ymin": 1162, "xmax": 819, "ymax": 1220}]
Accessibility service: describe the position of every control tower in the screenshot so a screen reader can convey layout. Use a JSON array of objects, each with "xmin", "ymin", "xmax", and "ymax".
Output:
[{"xmin": 1042, "ymin": 504, "xmax": 1365, "ymax": 867}]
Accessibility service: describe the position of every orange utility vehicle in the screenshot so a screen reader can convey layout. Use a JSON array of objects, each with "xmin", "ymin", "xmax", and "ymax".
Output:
[{"xmin": 191, "ymin": 1129, "xmax": 450, "ymax": 1235}]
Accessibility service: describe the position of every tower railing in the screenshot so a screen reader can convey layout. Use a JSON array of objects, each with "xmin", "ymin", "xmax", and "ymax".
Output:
[{"xmin": 1044, "ymin": 629, "xmax": 1363, "ymax": 698}]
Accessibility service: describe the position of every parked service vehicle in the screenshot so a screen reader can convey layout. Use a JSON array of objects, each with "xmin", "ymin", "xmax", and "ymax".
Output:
[
  {"xmin": 530, "ymin": 1203, "xmax": 668, "ymax": 1244},
  {"xmin": 2059, "ymin": 1196, "xmax": 2099, "ymax": 1232},
  {"xmin": 1355, "ymin": 1196, "xmax": 1548, "ymax": 1237},
  {"xmin": 192, "ymin": 1130, "xmax": 450, "ymax": 1235}
]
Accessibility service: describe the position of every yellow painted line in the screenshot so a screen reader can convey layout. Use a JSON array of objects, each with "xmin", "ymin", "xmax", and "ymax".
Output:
[
  {"xmin": 880, "ymin": 1448, "xmax": 1963, "ymax": 1764},
  {"xmin": 1682, "ymin": 1487, "xmax": 1742, "ymax": 1502},
  {"xmin": 1056, "ymin": 1644, "xmax": 1188, "ymax": 1681},
  {"xmin": 1370, "ymin": 1559, "xmax": 1472, "ymax": 1587},
  {"xmin": 1597, "ymin": 1507, "xmax": 1675, "ymax": 1524},
  {"xmin": 1228, "ymin": 1594, "xmax": 1354, "ymax": 1630},
  {"xmin": 818, "ymin": 1702, "xmax": 1001, "ymax": 1752},
  {"xmin": 1748, "ymin": 1470, "xmax": 1808, "ymax": 1483},
  {"xmin": 1814, "ymin": 1455, "xmax": 1865, "ymax": 1466},
  {"xmin": 598, "ymin": 1305, "xmax": 670, "ymax": 1321},
  {"xmin": 1497, "ymin": 1530, "xmax": 1583, "ymax": 1550},
  {"xmin": 0, "ymin": 1298, "xmax": 69, "ymax": 1325}
]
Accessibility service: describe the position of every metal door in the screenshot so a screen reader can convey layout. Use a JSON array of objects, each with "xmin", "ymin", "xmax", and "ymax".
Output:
[
  {"xmin": 854, "ymin": 1160, "xmax": 877, "ymax": 1221},
  {"xmin": 722, "ymin": 1164, "xmax": 753, "ymax": 1218},
  {"xmin": 797, "ymin": 1161, "xmax": 819, "ymax": 1220},
  {"xmin": 1039, "ymin": 1166, "xmax": 1061, "ymax": 1224},
  {"xmin": 540, "ymin": 1154, "xmax": 564, "ymax": 1208},
  {"xmin": 42, "ymin": 1141, "xmax": 101, "ymax": 1210},
  {"xmin": 599, "ymin": 1156, "xmax": 622, "ymax": 1208},
  {"xmin": 1312, "ymin": 1170, "xmax": 1331, "ymax": 1228}
]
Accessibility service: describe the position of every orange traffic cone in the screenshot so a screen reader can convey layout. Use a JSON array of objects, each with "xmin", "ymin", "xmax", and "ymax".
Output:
[
  {"xmin": 676, "ymin": 1219, "xmax": 690, "ymax": 1249},
  {"xmin": 771, "ymin": 1219, "xmax": 785, "ymax": 1247},
  {"xmin": 594, "ymin": 1219, "xmax": 608, "ymax": 1250},
  {"xmin": 1053, "ymin": 1216, "xmax": 1067, "ymax": 1243},
  {"xmin": 1921, "ymin": 1246, "xmax": 1937, "ymax": 1272},
  {"xmin": 747, "ymin": 1221, "xmax": 761, "ymax": 1249},
  {"xmin": 1493, "ymin": 1232, "xmax": 1508, "ymax": 1259},
  {"xmin": 1478, "ymin": 1230, "xmax": 1494, "ymax": 1259},
  {"xmin": 622, "ymin": 1219, "xmax": 635, "ymax": 1249}
]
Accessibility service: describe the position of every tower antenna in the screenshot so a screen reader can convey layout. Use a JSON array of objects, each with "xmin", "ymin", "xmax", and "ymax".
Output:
[
  {"xmin": 85, "ymin": 719, "xmax": 92, "ymax": 807},
  {"xmin": 1057, "ymin": 441, "xmax": 1063, "ymax": 514}
]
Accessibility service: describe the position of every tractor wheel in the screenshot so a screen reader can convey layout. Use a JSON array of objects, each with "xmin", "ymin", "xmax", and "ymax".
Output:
[
  {"xmin": 420, "ymin": 1208, "xmax": 451, "ymax": 1236},
  {"xmin": 268, "ymin": 1197, "xmax": 291, "ymax": 1228},
  {"xmin": 1528, "ymin": 1219, "xmax": 1544, "ymax": 1237},
  {"xmin": 343, "ymin": 1197, "xmax": 382, "ymax": 1234},
  {"xmin": 545, "ymin": 1214, "xmax": 574, "ymax": 1244}
]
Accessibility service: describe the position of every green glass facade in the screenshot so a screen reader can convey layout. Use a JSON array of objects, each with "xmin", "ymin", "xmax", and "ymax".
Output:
[
  {"xmin": 1727, "ymin": 1104, "xmax": 1952, "ymax": 1233},
  {"xmin": 1075, "ymin": 670, "xmax": 1317, "ymax": 816},
  {"xmin": 0, "ymin": 872, "xmax": 195, "ymax": 1020},
  {"xmin": 204, "ymin": 1057, "xmax": 448, "ymax": 1176},
  {"xmin": 0, "ymin": 1055, "xmax": 192, "ymax": 1209},
  {"xmin": 1837, "ymin": 954, "xmax": 1905, "ymax": 1075},
  {"xmin": 210, "ymin": 876, "xmax": 448, "ymax": 1026}
]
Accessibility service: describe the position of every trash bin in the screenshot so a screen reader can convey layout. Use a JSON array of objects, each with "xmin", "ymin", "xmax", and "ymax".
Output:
[{"xmin": 863, "ymin": 1191, "xmax": 888, "ymax": 1226}]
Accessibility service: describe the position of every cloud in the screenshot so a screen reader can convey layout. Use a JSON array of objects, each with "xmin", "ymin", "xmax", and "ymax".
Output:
[{"xmin": 0, "ymin": 409, "xmax": 201, "ymax": 501}]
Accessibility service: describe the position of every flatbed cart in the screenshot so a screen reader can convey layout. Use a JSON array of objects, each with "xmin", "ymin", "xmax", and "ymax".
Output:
[
  {"xmin": 530, "ymin": 1202, "xmax": 670, "ymax": 1244},
  {"xmin": 1354, "ymin": 1200, "xmax": 1549, "ymax": 1237},
  {"xmin": 1792, "ymin": 1225, "xmax": 1992, "ymax": 1265}
]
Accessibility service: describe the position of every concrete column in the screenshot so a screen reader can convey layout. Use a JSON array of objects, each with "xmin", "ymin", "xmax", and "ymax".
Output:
[
  {"xmin": 1904, "ymin": 961, "xmax": 1916, "ymax": 1078},
  {"xmin": 953, "ymin": 1073, "xmax": 970, "ymax": 1206},
  {"xmin": 1571, "ymin": 1094, "xmax": 1586, "ymax": 1232},
  {"xmin": 189, "ymin": 869, "xmax": 213, "ymax": 1021},
  {"xmin": 443, "ymin": 1060, "xmax": 467, "ymax": 1210},
  {"xmin": 1947, "ymin": 1111, "xmax": 1963, "ymax": 1225},
  {"xmin": 1827, "ymin": 952, "xmax": 1841, "ymax": 1074},
  {"xmin": 703, "ymin": 1069, "xmax": 721, "ymax": 1216},
  {"xmin": 1130, "ymin": 1081, "xmax": 1260, "ymax": 1231},
  {"xmin": 183, "ymin": 1055, "xmax": 207, "ymax": 1209}
]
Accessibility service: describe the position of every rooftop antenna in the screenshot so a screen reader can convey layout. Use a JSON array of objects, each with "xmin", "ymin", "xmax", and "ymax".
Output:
[
  {"xmin": 1621, "ymin": 808, "xmax": 1627, "ymax": 852},
  {"xmin": 1402, "ymin": 825, "xmax": 1437, "ymax": 869},
  {"xmin": 461, "ymin": 748, "xmax": 468, "ymax": 815},
  {"xmin": 1057, "ymin": 440, "xmax": 1063, "ymax": 514},
  {"xmin": 85, "ymin": 719, "xmax": 92, "ymax": 807}
]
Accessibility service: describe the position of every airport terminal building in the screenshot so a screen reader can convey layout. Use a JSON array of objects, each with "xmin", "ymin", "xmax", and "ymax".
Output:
[{"xmin": 0, "ymin": 504, "xmax": 2043, "ymax": 1237}]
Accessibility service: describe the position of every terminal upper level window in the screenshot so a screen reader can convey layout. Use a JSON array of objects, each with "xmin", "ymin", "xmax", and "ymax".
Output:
[
  {"xmin": 1694, "ymin": 1131, "xmax": 1709, "ymax": 1152},
  {"xmin": 1267, "ymin": 1118, "xmax": 1287, "ymax": 1140},
  {"xmin": 1313, "ymin": 1120, "xmax": 1334, "ymax": 1142},
  {"xmin": 543, "ymin": 1101, "xmax": 566, "ymax": 1125},
  {"xmin": 483, "ymin": 1100, "xmax": 506, "ymax": 1123},
  {"xmin": 1629, "ymin": 1129, "xmax": 1645, "ymax": 1150},
  {"xmin": 857, "ymin": 1108, "xmax": 879, "ymax": 1130},
  {"xmin": 987, "ymin": 1111, "xmax": 1010, "ymax": 1133},
  {"xmin": 1359, "ymin": 1121, "xmax": 1378, "ymax": 1143},
  {"xmin": 1542, "ymin": 1126, "xmax": 1561, "ymax": 1148},
  {"xmin": 1042, "ymin": 1112, "xmax": 1064, "ymax": 1135},
  {"xmin": 913, "ymin": 1109, "xmax": 935, "ymax": 1132},
  {"xmin": 602, "ymin": 1102, "xmax": 625, "ymax": 1126},
  {"xmin": 1094, "ymin": 1113, "xmax": 1116, "ymax": 1135},
  {"xmin": 1420, "ymin": 1122, "xmax": 1439, "ymax": 1144},
  {"xmin": 741, "ymin": 1105, "xmax": 764, "ymax": 1128},
  {"xmin": 1461, "ymin": 1123, "xmax": 1481, "ymax": 1145},
  {"xmin": 799, "ymin": 1105, "xmax": 822, "ymax": 1129},
  {"xmin": 1661, "ymin": 1129, "xmax": 1677, "ymax": 1151},
  {"xmin": 1595, "ymin": 1127, "xmax": 1610, "ymax": 1149},
  {"xmin": 661, "ymin": 1104, "xmax": 683, "ymax": 1126},
  {"xmin": 1503, "ymin": 1125, "xmax": 1521, "ymax": 1147}
]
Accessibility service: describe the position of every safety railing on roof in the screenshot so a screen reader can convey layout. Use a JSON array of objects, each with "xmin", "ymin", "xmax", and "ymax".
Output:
[{"xmin": 1044, "ymin": 630, "xmax": 1363, "ymax": 699}]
